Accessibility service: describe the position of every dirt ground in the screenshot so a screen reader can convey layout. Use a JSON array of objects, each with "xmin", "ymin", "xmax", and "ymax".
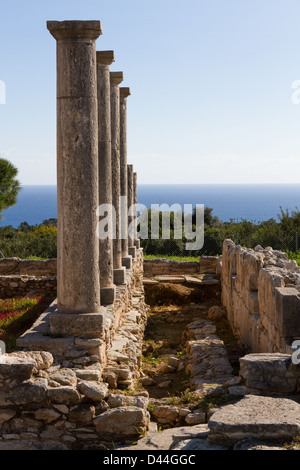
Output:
[{"xmin": 141, "ymin": 282, "xmax": 245, "ymax": 400}]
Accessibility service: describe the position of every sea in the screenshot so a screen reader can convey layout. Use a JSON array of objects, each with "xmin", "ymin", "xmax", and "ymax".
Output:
[{"xmin": 0, "ymin": 183, "xmax": 300, "ymax": 228}]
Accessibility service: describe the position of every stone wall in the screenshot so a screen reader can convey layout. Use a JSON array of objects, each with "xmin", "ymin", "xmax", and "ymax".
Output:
[
  {"xmin": 143, "ymin": 256, "xmax": 218, "ymax": 276},
  {"xmin": 219, "ymin": 239, "xmax": 300, "ymax": 354},
  {"xmin": 0, "ymin": 250, "xmax": 153, "ymax": 450},
  {"xmin": 0, "ymin": 258, "xmax": 57, "ymax": 276}
]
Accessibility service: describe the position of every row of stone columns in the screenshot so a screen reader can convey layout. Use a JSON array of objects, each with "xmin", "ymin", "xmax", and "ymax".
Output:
[{"xmin": 47, "ymin": 20, "xmax": 139, "ymax": 318}]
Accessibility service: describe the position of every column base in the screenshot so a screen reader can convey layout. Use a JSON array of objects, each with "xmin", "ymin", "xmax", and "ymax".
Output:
[
  {"xmin": 128, "ymin": 246, "xmax": 137, "ymax": 258},
  {"xmin": 100, "ymin": 285, "xmax": 116, "ymax": 306},
  {"xmin": 134, "ymin": 239, "xmax": 140, "ymax": 249},
  {"xmin": 50, "ymin": 308, "xmax": 107, "ymax": 339},
  {"xmin": 113, "ymin": 267, "xmax": 126, "ymax": 285},
  {"xmin": 122, "ymin": 254, "xmax": 132, "ymax": 270}
]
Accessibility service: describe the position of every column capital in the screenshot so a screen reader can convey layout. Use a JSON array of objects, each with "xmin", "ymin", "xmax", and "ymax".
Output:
[
  {"xmin": 120, "ymin": 87, "xmax": 131, "ymax": 98},
  {"xmin": 110, "ymin": 71, "xmax": 124, "ymax": 86},
  {"xmin": 97, "ymin": 50, "xmax": 115, "ymax": 65},
  {"xmin": 47, "ymin": 20, "xmax": 102, "ymax": 40}
]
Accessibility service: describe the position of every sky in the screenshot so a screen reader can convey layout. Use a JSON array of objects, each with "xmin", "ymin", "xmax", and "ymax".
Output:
[{"xmin": 1, "ymin": 0, "xmax": 300, "ymax": 185}]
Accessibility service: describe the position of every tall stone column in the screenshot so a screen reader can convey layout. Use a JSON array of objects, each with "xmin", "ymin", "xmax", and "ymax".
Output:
[
  {"xmin": 110, "ymin": 71, "xmax": 126, "ymax": 284},
  {"xmin": 120, "ymin": 87, "xmax": 132, "ymax": 270},
  {"xmin": 133, "ymin": 171, "xmax": 140, "ymax": 249},
  {"xmin": 47, "ymin": 20, "xmax": 106, "ymax": 336},
  {"xmin": 127, "ymin": 164, "xmax": 136, "ymax": 258},
  {"xmin": 97, "ymin": 51, "xmax": 116, "ymax": 305}
]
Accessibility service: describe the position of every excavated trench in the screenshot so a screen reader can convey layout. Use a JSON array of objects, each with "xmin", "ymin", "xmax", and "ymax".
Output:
[{"xmin": 137, "ymin": 279, "xmax": 246, "ymax": 429}]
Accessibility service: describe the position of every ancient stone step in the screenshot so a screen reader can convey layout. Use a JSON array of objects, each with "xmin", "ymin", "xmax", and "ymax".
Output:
[
  {"xmin": 156, "ymin": 275, "xmax": 186, "ymax": 283},
  {"xmin": 239, "ymin": 353, "xmax": 300, "ymax": 395},
  {"xmin": 208, "ymin": 394, "xmax": 300, "ymax": 446}
]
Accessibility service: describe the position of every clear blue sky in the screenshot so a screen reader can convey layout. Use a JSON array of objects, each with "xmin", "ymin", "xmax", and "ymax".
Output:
[{"xmin": 1, "ymin": 0, "xmax": 300, "ymax": 185}]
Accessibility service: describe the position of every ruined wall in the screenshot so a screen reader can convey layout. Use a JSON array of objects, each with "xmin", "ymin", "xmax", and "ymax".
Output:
[
  {"xmin": 0, "ymin": 250, "xmax": 152, "ymax": 450},
  {"xmin": 143, "ymin": 256, "xmax": 218, "ymax": 276},
  {"xmin": 219, "ymin": 239, "xmax": 300, "ymax": 354}
]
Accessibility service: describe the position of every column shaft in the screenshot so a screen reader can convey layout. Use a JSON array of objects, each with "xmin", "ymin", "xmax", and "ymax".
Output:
[
  {"xmin": 47, "ymin": 20, "xmax": 102, "ymax": 314},
  {"xmin": 110, "ymin": 72, "xmax": 126, "ymax": 284},
  {"xmin": 120, "ymin": 87, "xmax": 132, "ymax": 269},
  {"xmin": 133, "ymin": 171, "xmax": 140, "ymax": 249},
  {"xmin": 127, "ymin": 164, "xmax": 136, "ymax": 258},
  {"xmin": 97, "ymin": 51, "xmax": 116, "ymax": 305}
]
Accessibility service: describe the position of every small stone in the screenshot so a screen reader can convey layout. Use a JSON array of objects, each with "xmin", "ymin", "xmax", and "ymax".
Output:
[
  {"xmin": 49, "ymin": 369, "xmax": 77, "ymax": 387},
  {"xmin": 157, "ymin": 380, "xmax": 172, "ymax": 388},
  {"xmin": 228, "ymin": 385, "xmax": 247, "ymax": 396},
  {"xmin": 168, "ymin": 357, "xmax": 180, "ymax": 368},
  {"xmin": 140, "ymin": 376, "xmax": 154, "ymax": 386},
  {"xmin": 74, "ymin": 369, "xmax": 101, "ymax": 381},
  {"xmin": 69, "ymin": 404, "xmax": 95, "ymax": 424},
  {"xmin": 77, "ymin": 381, "xmax": 109, "ymax": 401},
  {"xmin": 160, "ymin": 364, "xmax": 176, "ymax": 374},
  {"xmin": 0, "ymin": 409, "xmax": 16, "ymax": 424},
  {"xmin": 34, "ymin": 408, "xmax": 61, "ymax": 423},
  {"xmin": 47, "ymin": 386, "xmax": 81, "ymax": 405},
  {"xmin": 185, "ymin": 410, "xmax": 206, "ymax": 425}
]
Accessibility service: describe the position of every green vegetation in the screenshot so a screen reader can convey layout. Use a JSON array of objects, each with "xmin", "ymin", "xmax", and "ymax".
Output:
[
  {"xmin": 0, "ymin": 219, "xmax": 57, "ymax": 259},
  {"xmin": 140, "ymin": 206, "xmax": 300, "ymax": 258},
  {"xmin": 0, "ymin": 158, "xmax": 21, "ymax": 219},
  {"xmin": 0, "ymin": 294, "xmax": 56, "ymax": 351},
  {"xmin": 0, "ymin": 206, "xmax": 300, "ymax": 261}
]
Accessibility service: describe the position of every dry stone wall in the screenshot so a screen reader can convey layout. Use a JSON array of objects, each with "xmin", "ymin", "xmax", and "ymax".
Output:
[
  {"xmin": 143, "ymin": 256, "xmax": 218, "ymax": 276},
  {"xmin": 219, "ymin": 239, "xmax": 300, "ymax": 354},
  {"xmin": 0, "ymin": 250, "xmax": 153, "ymax": 450}
]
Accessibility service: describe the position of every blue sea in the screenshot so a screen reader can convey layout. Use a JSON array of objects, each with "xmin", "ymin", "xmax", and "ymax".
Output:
[{"xmin": 0, "ymin": 184, "xmax": 300, "ymax": 228}]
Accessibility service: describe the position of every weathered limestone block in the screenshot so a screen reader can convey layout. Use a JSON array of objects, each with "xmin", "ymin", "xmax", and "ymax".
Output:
[
  {"xmin": 275, "ymin": 287, "xmax": 300, "ymax": 340},
  {"xmin": 239, "ymin": 353, "xmax": 300, "ymax": 394},
  {"xmin": 199, "ymin": 256, "xmax": 218, "ymax": 274},
  {"xmin": 107, "ymin": 393, "xmax": 148, "ymax": 410},
  {"xmin": 9, "ymin": 351, "xmax": 53, "ymax": 374},
  {"xmin": 10, "ymin": 378, "xmax": 48, "ymax": 405},
  {"xmin": 47, "ymin": 386, "xmax": 81, "ymax": 405},
  {"xmin": 143, "ymin": 259, "xmax": 199, "ymax": 276},
  {"xmin": 258, "ymin": 268, "xmax": 285, "ymax": 321},
  {"xmin": 0, "ymin": 355, "xmax": 35, "ymax": 382},
  {"xmin": 50, "ymin": 312, "xmax": 105, "ymax": 339},
  {"xmin": 236, "ymin": 250, "xmax": 264, "ymax": 292},
  {"xmin": 93, "ymin": 406, "xmax": 150, "ymax": 437},
  {"xmin": 77, "ymin": 381, "xmax": 109, "ymax": 401},
  {"xmin": 208, "ymin": 395, "xmax": 300, "ymax": 446}
]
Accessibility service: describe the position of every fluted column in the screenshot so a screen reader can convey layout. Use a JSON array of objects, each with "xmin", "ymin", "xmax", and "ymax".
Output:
[
  {"xmin": 120, "ymin": 87, "xmax": 132, "ymax": 270},
  {"xmin": 127, "ymin": 164, "xmax": 136, "ymax": 258},
  {"xmin": 110, "ymin": 71, "xmax": 126, "ymax": 284},
  {"xmin": 97, "ymin": 51, "xmax": 116, "ymax": 305}
]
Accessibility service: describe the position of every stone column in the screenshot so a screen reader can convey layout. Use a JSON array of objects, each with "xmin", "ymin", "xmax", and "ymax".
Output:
[
  {"xmin": 47, "ymin": 20, "xmax": 106, "ymax": 336},
  {"xmin": 127, "ymin": 164, "xmax": 136, "ymax": 258},
  {"xmin": 96, "ymin": 51, "xmax": 116, "ymax": 305},
  {"xmin": 133, "ymin": 171, "xmax": 140, "ymax": 249},
  {"xmin": 120, "ymin": 87, "xmax": 132, "ymax": 270},
  {"xmin": 110, "ymin": 71, "xmax": 126, "ymax": 284}
]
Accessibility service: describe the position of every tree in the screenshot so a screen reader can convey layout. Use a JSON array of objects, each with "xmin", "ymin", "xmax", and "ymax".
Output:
[
  {"xmin": 0, "ymin": 158, "xmax": 21, "ymax": 219},
  {"xmin": 192, "ymin": 206, "xmax": 221, "ymax": 227}
]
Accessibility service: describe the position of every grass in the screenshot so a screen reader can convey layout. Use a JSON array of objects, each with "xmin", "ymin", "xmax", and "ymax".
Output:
[
  {"xmin": 0, "ymin": 294, "xmax": 55, "ymax": 352},
  {"xmin": 286, "ymin": 250, "xmax": 300, "ymax": 266},
  {"xmin": 143, "ymin": 254, "xmax": 199, "ymax": 262}
]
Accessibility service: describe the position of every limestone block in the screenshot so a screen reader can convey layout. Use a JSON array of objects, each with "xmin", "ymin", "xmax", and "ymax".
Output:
[
  {"xmin": 93, "ymin": 406, "xmax": 150, "ymax": 437},
  {"xmin": 208, "ymin": 395, "xmax": 300, "ymax": 446},
  {"xmin": 275, "ymin": 287, "xmax": 300, "ymax": 339},
  {"xmin": 50, "ymin": 311, "xmax": 106, "ymax": 338},
  {"xmin": 258, "ymin": 268, "xmax": 284, "ymax": 321},
  {"xmin": 77, "ymin": 381, "xmax": 109, "ymax": 401},
  {"xmin": 247, "ymin": 291, "xmax": 259, "ymax": 315},
  {"xmin": 0, "ymin": 355, "xmax": 35, "ymax": 382},
  {"xmin": 239, "ymin": 353, "xmax": 300, "ymax": 394}
]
